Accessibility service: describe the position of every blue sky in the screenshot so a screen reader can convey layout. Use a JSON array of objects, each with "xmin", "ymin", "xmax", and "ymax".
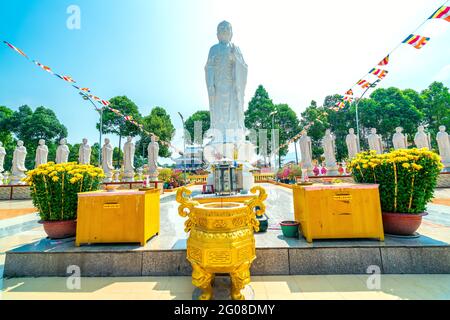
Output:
[{"xmin": 1, "ymin": 0, "xmax": 449, "ymax": 162}]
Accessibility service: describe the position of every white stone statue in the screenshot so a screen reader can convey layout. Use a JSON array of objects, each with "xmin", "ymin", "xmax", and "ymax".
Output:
[
  {"xmin": 367, "ymin": 128, "xmax": 383, "ymax": 154},
  {"xmin": 299, "ymin": 130, "xmax": 313, "ymax": 172},
  {"xmin": 345, "ymin": 128, "xmax": 359, "ymax": 159},
  {"xmin": 436, "ymin": 125, "xmax": 450, "ymax": 170},
  {"xmin": 392, "ymin": 127, "xmax": 408, "ymax": 150},
  {"xmin": 0, "ymin": 141, "xmax": 6, "ymax": 173},
  {"xmin": 102, "ymin": 138, "xmax": 114, "ymax": 182},
  {"xmin": 147, "ymin": 135, "xmax": 159, "ymax": 180},
  {"xmin": 205, "ymin": 20, "xmax": 248, "ymax": 143},
  {"xmin": 414, "ymin": 125, "xmax": 431, "ymax": 149},
  {"xmin": 322, "ymin": 129, "xmax": 338, "ymax": 175},
  {"xmin": 123, "ymin": 136, "xmax": 135, "ymax": 181},
  {"xmin": 55, "ymin": 138, "xmax": 70, "ymax": 163},
  {"xmin": 11, "ymin": 140, "xmax": 27, "ymax": 184},
  {"xmin": 78, "ymin": 138, "xmax": 91, "ymax": 164},
  {"xmin": 35, "ymin": 139, "xmax": 48, "ymax": 168},
  {"xmin": 0, "ymin": 141, "xmax": 6, "ymax": 185}
]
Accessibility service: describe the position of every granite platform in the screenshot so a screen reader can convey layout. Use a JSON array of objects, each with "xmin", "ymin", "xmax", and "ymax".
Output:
[{"xmin": 3, "ymin": 184, "xmax": 450, "ymax": 277}]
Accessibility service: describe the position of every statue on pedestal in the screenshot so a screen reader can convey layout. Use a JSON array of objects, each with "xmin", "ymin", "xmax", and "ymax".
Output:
[
  {"xmin": 299, "ymin": 130, "xmax": 313, "ymax": 172},
  {"xmin": 392, "ymin": 127, "xmax": 407, "ymax": 150},
  {"xmin": 414, "ymin": 125, "xmax": 431, "ymax": 149},
  {"xmin": 11, "ymin": 140, "xmax": 27, "ymax": 185},
  {"xmin": 56, "ymin": 138, "xmax": 70, "ymax": 164},
  {"xmin": 205, "ymin": 20, "xmax": 247, "ymax": 143},
  {"xmin": 345, "ymin": 128, "xmax": 359, "ymax": 160},
  {"xmin": 35, "ymin": 139, "xmax": 48, "ymax": 168},
  {"xmin": 123, "ymin": 136, "xmax": 135, "ymax": 181},
  {"xmin": 78, "ymin": 138, "xmax": 91, "ymax": 164},
  {"xmin": 147, "ymin": 135, "xmax": 159, "ymax": 181},
  {"xmin": 367, "ymin": 128, "xmax": 383, "ymax": 154},
  {"xmin": 436, "ymin": 125, "xmax": 450, "ymax": 171},
  {"xmin": 0, "ymin": 142, "xmax": 6, "ymax": 185},
  {"xmin": 102, "ymin": 138, "xmax": 114, "ymax": 182},
  {"xmin": 321, "ymin": 129, "xmax": 338, "ymax": 175}
]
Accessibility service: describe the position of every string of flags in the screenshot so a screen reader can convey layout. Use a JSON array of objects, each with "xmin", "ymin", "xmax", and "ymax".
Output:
[
  {"xmin": 334, "ymin": 3, "xmax": 450, "ymax": 112},
  {"xmin": 272, "ymin": 121, "xmax": 314, "ymax": 155},
  {"xmin": 2, "ymin": 40, "xmax": 184, "ymax": 155}
]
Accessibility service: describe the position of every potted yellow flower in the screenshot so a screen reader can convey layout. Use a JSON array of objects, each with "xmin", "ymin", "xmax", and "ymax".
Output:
[
  {"xmin": 24, "ymin": 162, "xmax": 105, "ymax": 239},
  {"xmin": 348, "ymin": 148, "xmax": 443, "ymax": 235}
]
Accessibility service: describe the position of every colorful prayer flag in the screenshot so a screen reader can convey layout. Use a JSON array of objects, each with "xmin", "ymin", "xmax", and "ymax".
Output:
[
  {"xmin": 3, "ymin": 41, "xmax": 28, "ymax": 59},
  {"xmin": 345, "ymin": 89, "xmax": 354, "ymax": 96},
  {"xmin": 378, "ymin": 55, "xmax": 389, "ymax": 66},
  {"xmin": 56, "ymin": 74, "xmax": 76, "ymax": 83},
  {"xmin": 33, "ymin": 60, "xmax": 53, "ymax": 74},
  {"xmin": 369, "ymin": 68, "xmax": 389, "ymax": 79},
  {"xmin": 357, "ymin": 79, "xmax": 371, "ymax": 89},
  {"xmin": 429, "ymin": 6, "xmax": 450, "ymax": 22},
  {"xmin": 402, "ymin": 34, "xmax": 430, "ymax": 49}
]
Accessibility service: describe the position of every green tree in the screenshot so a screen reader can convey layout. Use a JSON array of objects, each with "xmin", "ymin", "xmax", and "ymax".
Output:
[
  {"xmin": 420, "ymin": 82, "xmax": 450, "ymax": 146},
  {"xmin": 7, "ymin": 105, "xmax": 67, "ymax": 168},
  {"xmin": 185, "ymin": 110, "xmax": 210, "ymax": 145},
  {"xmin": 97, "ymin": 96, "xmax": 142, "ymax": 165},
  {"xmin": 358, "ymin": 87, "xmax": 423, "ymax": 149},
  {"xmin": 136, "ymin": 107, "xmax": 176, "ymax": 160},
  {"xmin": 300, "ymin": 100, "xmax": 330, "ymax": 160},
  {"xmin": 244, "ymin": 85, "xmax": 276, "ymax": 162},
  {"xmin": 0, "ymin": 106, "xmax": 15, "ymax": 169},
  {"xmin": 273, "ymin": 103, "xmax": 300, "ymax": 162},
  {"xmin": 324, "ymin": 95, "xmax": 357, "ymax": 161}
]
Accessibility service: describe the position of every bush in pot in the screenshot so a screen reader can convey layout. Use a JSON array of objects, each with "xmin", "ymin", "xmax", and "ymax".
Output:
[
  {"xmin": 348, "ymin": 148, "xmax": 443, "ymax": 235},
  {"xmin": 24, "ymin": 162, "xmax": 105, "ymax": 239}
]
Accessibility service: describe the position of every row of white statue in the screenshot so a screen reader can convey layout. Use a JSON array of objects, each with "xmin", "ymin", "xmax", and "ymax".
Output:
[
  {"xmin": 298, "ymin": 125, "xmax": 450, "ymax": 175},
  {"xmin": 0, "ymin": 135, "xmax": 160, "ymax": 185}
]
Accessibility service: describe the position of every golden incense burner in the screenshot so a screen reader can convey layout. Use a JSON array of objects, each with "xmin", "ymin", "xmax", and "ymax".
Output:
[{"xmin": 176, "ymin": 186, "xmax": 267, "ymax": 300}]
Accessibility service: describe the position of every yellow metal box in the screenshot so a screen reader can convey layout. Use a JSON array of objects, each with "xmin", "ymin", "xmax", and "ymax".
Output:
[
  {"xmin": 75, "ymin": 189, "xmax": 160, "ymax": 246},
  {"xmin": 292, "ymin": 183, "xmax": 384, "ymax": 243}
]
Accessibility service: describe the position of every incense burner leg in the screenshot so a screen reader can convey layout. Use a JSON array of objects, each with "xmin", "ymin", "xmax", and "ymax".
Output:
[
  {"xmin": 230, "ymin": 262, "xmax": 251, "ymax": 300},
  {"xmin": 191, "ymin": 262, "xmax": 214, "ymax": 300}
]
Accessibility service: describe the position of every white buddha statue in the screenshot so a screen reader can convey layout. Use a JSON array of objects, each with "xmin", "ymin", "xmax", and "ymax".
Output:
[
  {"xmin": 78, "ymin": 138, "xmax": 91, "ymax": 164},
  {"xmin": 0, "ymin": 141, "xmax": 6, "ymax": 184},
  {"xmin": 56, "ymin": 138, "xmax": 70, "ymax": 163},
  {"xmin": 436, "ymin": 125, "xmax": 450, "ymax": 170},
  {"xmin": 123, "ymin": 136, "xmax": 135, "ymax": 181},
  {"xmin": 345, "ymin": 128, "xmax": 359, "ymax": 159},
  {"xmin": 367, "ymin": 128, "xmax": 383, "ymax": 154},
  {"xmin": 11, "ymin": 140, "xmax": 27, "ymax": 184},
  {"xmin": 414, "ymin": 125, "xmax": 431, "ymax": 149},
  {"xmin": 392, "ymin": 127, "xmax": 407, "ymax": 150},
  {"xmin": 298, "ymin": 130, "xmax": 313, "ymax": 172},
  {"xmin": 147, "ymin": 135, "xmax": 159, "ymax": 180},
  {"xmin": 321, "ymin": 129, "xmax": 338, "ymax": 175},
  {"xmin": 35, "ymin": 139, "xmax": 48, "ymax": 167},
  {"xmin": 102, "ymin": 138, "xmax": 114, "ymax": 182}
]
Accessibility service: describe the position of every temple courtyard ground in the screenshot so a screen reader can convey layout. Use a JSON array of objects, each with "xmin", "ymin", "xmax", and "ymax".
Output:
[{"xmin": 0, "ymin": 184, "xmax": 449, "ymax": 300}]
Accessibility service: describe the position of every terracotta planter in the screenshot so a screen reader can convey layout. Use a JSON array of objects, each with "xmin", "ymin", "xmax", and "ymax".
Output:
[
  {"xmin": 382, "ymin": 212, "xmax": 428, "ymax": 236},
  {"xmin": 41, "ymin": 219, "xmax": 77, "ymax": 239}
]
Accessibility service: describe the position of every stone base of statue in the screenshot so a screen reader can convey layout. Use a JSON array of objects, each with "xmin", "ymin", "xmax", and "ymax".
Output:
[
  {"xmin": 103, "ymin": 172, "xmax": 113, "ymax": 183},
  {"xmin": 122, "ymin": 170, "xmax": 135, "ymax": 182},
  {"xmin": 442, "ymin": 162, "xmax": 450, "ymax": 173},
  {"xmin": 11, "ymin": 172, "xmax": 26, "ymax": 185}
]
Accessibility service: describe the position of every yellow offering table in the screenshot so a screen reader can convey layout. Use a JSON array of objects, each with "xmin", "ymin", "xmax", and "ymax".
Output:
[
  {"xmin": 75, "ymin": 189, "xmax": 160, "ymax": 246},
  {"xmin": 292, "ymin": 183, "xmax": 384, "ymax": 243}
]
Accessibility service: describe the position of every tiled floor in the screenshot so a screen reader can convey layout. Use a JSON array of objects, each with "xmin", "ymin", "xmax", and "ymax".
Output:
[{"xmin": 2, "ymin": 274, "xmax": 449, "ymax": 300}]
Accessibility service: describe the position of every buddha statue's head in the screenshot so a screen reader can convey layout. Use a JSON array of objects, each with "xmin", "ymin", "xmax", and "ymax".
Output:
[
  {"xmin": 38, "ymin": 139, "xmax": 45, "ymax": 146},
  {"xmin": 17, "ymin": 140, "xmax": 24, "ymax": 147},
  {"xmin": 127, "ymin": 136, "xmax": 132, "ymax": 143},
  {"xmin": 371, "ymin": 128, "xmax": 377, "ymax": 134},
  {"xmin": 82, "ymin": 138, "xmax": 88, "ymax": 145},
  {"xmin": 104, "ymin": 138, "xmax": 110, "ymax": 145},
  {"xmin": 217, "ymin": 21, "xmax": 233, "ymax": 44},
  {"xmin": 395, "ymin": 127, "xmax": 403, "ymax": 133},
  {"xmin": 418, "ymin": 125, "xmax": 425, "ymax": 132},
  {"xmin": 60, "ymin": 138, "xmax": 66, "ymax": 145},
  {"xmin": 349, "ymin": 128, "xmax": 354, "ymax": 134},
  {"xmin": 439, "ymin": 125, "xmax": 446, "ymax": 132}
]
